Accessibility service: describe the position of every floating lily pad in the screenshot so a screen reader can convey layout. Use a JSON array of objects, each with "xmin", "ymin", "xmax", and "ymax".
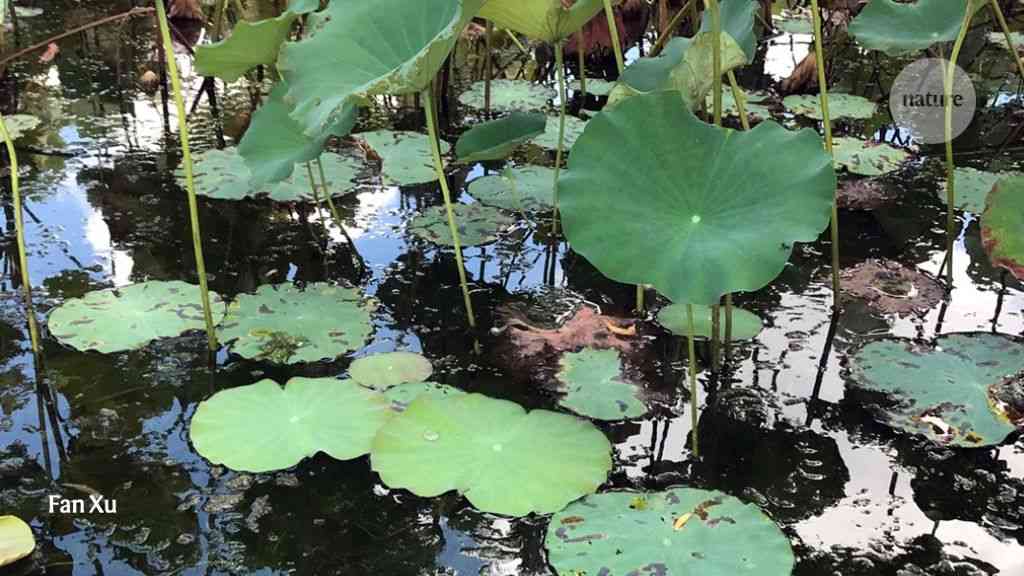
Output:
[
  {"xmin": 849, "ymin": 333, "xmax": 1024, "ymax": 447},
  {"xmin": 409, "ymin": 204, "xmax": 514, "ymax": 247},
  {"xmin": 570, "ymin": 78, "xmax": 615, "ymax": 96},
  {"xmin": 705, "ymin": 90, "xmax": 774, "ymax": 121},
  {"xmin": 467, "ymin": 166, "xmax": 556, "ymax": 212},
  {"xmin": 48, "ymin": 281, "xmax": 226, "ymax": 354},
  {"xmin": 546, "ymin": 488, "xmax": 795, "ymax": 575},
  {"xmin": 657, "ymin": 303, "xmax": 764, "ymax": 340},
  {"xmin": 349, "ymin": 352, "xmax": 433, "ymax": 390},
  {"xmin": 458, "ymin": 80, "xmax": 554, "ymax": 112},
  {"xmin": 185, "ymin": 148, "xmax": 362, "ymax": 201},
  {"xmin": 556, "ymin": 348, "xmax": 646, "ymax": 421},
  {"xmin": 0, "ymin": 516, "xmax": 35, "ymax": 567},
  {"xmin": 848, "ymin": 0, "xmax": 984, "ymax": 56},
  {"xmin": 982, "ymin": 175, "xmax": 1024, "ymax": 280},
  {"xmin": 840, "ymin": 260, "xmax": 945, "ymax": 317},
  {"xmin": 478, "ymin": 0, "xmax": 604, "ymax": 42},
  {"xmin": 358, "ymin": 130, "xmax": 449, "ymax": 186},
  {"xmin": 384, "ymin": 382, "xmax": 466, "ymax": 412},
  {"xmin": 371, "ymin": 392, "xmax": 612, "ymax": 516},
  {"xmin": 217, "ymin": 283, "xmax": 375, "ymax": 364},
  {"xmin": 531, "ymin": 115, "xmax": 587, "ymax": 151},
  {"xmin": 941, "ymin": 167, "xmax": 1023, "ymax": 214},
  {"xmin": 832, "ymin": 137, "xmax": 911, "ymax": 176},
  {"xmin": 560, "ymin": 91, "xmax": 835, "ymax": 305},
  {"xmin": 190, "ymin": 377, "xmax": 391, "ymax": 472},
  {"xmin": 3, "ymin": 114, "xmax": 41, "ymax": 139},
  {"xmin": 783, "ymin": 93, "xmax": 878, "ymax": 120},
  {"xmin": 455, "ymin": 112, "xmax": 547, "ymax": 163}
]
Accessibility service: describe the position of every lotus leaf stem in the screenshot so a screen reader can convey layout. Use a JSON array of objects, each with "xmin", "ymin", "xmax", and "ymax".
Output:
[
  {"xmin": 505, "ymin": 29, "xmax": 529, "ymax": 55},
  {"xmin": 636, "ymin": 285, "xmax": 645, "ymax": 314},
  {"xmin": 650, "ymin": 0, "xmax": 695, "ymax": 57},
  {"xmin": 552, "ymin": 42, "xmax": 568, "ymax": 236},
  {"xmin": 687, "ymin": 303, "xmax": 699, "ymax": 457},
  {"xmin": 423, "ymin": 86, "xmax": 477, "ymax": 330},
  {"xmin": 156, "ymin": 0, "xmax": 218, "ymax": 351},
  {"xmin": 314, "ymin": 157, "xmax": 366, "ymax": 272},
  {"xmin": 711, "ymin": 303, "xmax": 721, "ymax": 371},
  {"xmin": 577, "ymin": 31, "xmax": 587, "ymax": 97},
  {"xmin": 602, "ymin": 0, "xmax": 625, "ymax": 74},
  {"xmin": 213, "ymin": 0, "xmax": 229, "ymax": 40},
  {"xmin": 727, "ymin": 70, "xmax": 750, "ymax": 131},
  {"xmin": 484, "ymin": 20, "xmax": 494, "ymax": 116},
  {"xmin": 989, "ymin": 0, "xmax": 1024, "ymax": 81},
  {"xmin": 944, "ymin": 8, "xmax": 975, "ymax": 283},
  {"xmin": 724, "ymin": 293, "xmax": 733, "ymax": 359},
  {"xmin": 707, "ymin": 0, "xmax": 722, "ymax": 127}
]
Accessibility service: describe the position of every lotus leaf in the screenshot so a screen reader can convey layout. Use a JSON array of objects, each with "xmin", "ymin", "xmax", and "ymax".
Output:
[
  {"xmin": 3, "ymin": 114, "xmax": 41, "ymax": 139},
  {"xmin": 467, "ymin": 166, "xmax": 556, "ymax": 212},
  {"xmin": 560, "ymin": 92, "xmax": 835, "ymax": 305},
  {"xmin": 217, "ymin": 283, "xmax": 375, "ymax": 364},
  {"xmin": 531, "ymin": 115, "xmax": 587, "ymax": 151},
  {"xmin": 190, "ymin": 377, "xmax": 391, "ymax": 472},
  {"xmin": 195, "ymin": 4, "xmax": 314, "ymax": 83},
  {"xmin": 700, "ymin": 0, "xmax": 759, "ymax": 63},
  {"xmin": 849, "ymin": 333, "xmax": 1024, "ymax": 447},
  {"xmin": 358, "ymin": 130, "xmax": 450, "ymax": 186},
  {"xmin": 455, "ymin": 112, "xmax": 547, "ymax": 163},
  {"xmin": 774, "ymin": 11, "xmax": 812, "ymax": 35},
  {"xmin": 657, "ymin": 303, "xmax": 763, "ymax": 340},
  {"xmin": 478, "ymin": 0, "xmax": 606, "ymax": 43},
  {"xmin": 384, "ymin": 382, "xmax": 466, "ymax": 412},
  {"xmin": 409, "ymin": 204, "xmax": 514, "ymax": 247},
  {"xmin": 832, "ymin": 137, "xmax": 910, "ymax": 176},
  {"xmin": 458, "ymin": 80, "xmax": 554, "ymax": 112},
  {"xmin": 705, "ymin": 89, "xmax": 773, "ymax": 121},
  {"xmin": 546, "ymin": 488, "xmax": 795, "ymax": 575},
  {"xmin": 48, "ymin": 281, "xmax": 226, "ymax": 353},
  {"xmin": 0, "ymin": 516, "xmax": 35, "ymax": 567},
  {"xmin": 982, "ymin": 175, "xmax": 1024, "ymax": 280},
  {"xmin": 280, "ymin": 0, "xmax": 483, "ymax": 137},
  {"xmin": 570, "ymin": 78, "xmax": 615, "ymax": 96},
  {"xmin": 608, "ymin": 34, "xmax": 747, "ymax": 111},
  {"xmin": 349, "ymin": 352, "xmax": 433, "ymax": 390},
  {"xmin": 783, "ymin": 93, "xmax": 878, "ymax": 120},
  {"xmin": 941, "ymin": 167, "xmax": 1022, "ymax": 214},
  {"xmin": 556, "ymin": 348, "xmax": 646, "ymax": 421},
  {"xmin": 371, "ymin": 392, "xmax": 612, "ymax": 516},
  {"xmin": 184, "ymin": 148, "xmax": 362, "ymax": 201},
  {"xmin": 848, "ymin": 0, "xmax": 985, "ymax": 56}
]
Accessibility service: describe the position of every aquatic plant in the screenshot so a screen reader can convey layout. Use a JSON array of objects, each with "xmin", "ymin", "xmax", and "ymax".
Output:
[
  {"xmin": 657, "ymin": 303, "xmax": 763, "ymax": 341},
  {"xmin": 477, "ymin": 0, "xmax": 606, "ymax": 44},
  {"xmin": 349, "ymin": 352, "xmax": 434, "ymax": 390},
  {"xmin": 832, "ymin": 137, "xmax": 910, "ymax": 176},
  {"xmin": 454, "ymin": 112, "xmax": 547, "ymax": 163},
  {"xmin": 981, "ymin": 175, "xmax": 1024, "ymax": 280},
  {"xmin": 467, "ymin": 166, "xmax": 556, "ymax": 212},
  {"xmin": 384, "ymin": 382, "xmax": 466, "ymax": 412},
  {"xmin": 184, "ymin": 148, "xmax": 362, "ymax": 202},
  {"xmin": 0, "ymin": 516, "xmax": 35, "ymax": 567},
  {"xmin": 409, "ymin": 204, "xmax": 514, "ymax": 247},
  {"xmin": 942, "ymin": 167, "xmax": 1023, "ymax": 214},
  {"xmin": 555, "ymin": 347, "xmax": 646, "ymax": 421},
  {"xmin": 783, "ymin": 93, "xmax": 877, "ymax": 121},
  {"xmin": 458, "ymin": 80, "xmax": 554, "ymax": 112}
]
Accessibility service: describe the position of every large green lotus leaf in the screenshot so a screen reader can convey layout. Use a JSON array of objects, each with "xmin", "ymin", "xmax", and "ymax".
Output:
[
  {"xmin": 358, "ymin": 130, "xmax": 450, "ymax": 186},
  {"xmin": 349, "ymin": 352, "xmax": 433, "ymax": 390},
  {"xmin": 848, "ymin": 0, "xmax": 985, "ymax": 56},
  {"xmin": 832, "ymin": 137, "xmax": 910, "ymax": 176},
  {"xmin": 783, "ymin": 93, "xmax": 878, "ymax": 120},
  {"xmin": 280, "ymin": 0, "xmax": 482, "ymax": 137},
  {"xmin": 467, "ymin": 166, "xmax": 556, "ymax": 212},
  {"xmin": 3, "ymin": 114, "xmax": 41, "ymax": 139},
  {"xmin": 657, "ymin": 303, "xmax": 763, "ymax": 341},
  {"xmin": 570, "ymin": 78, "xmax": 615, "ymax": 96},
  {"xmin": 700, "ymin": 0, "xmax": 759, "ymax": 63},
  {"xmin": 185, "ymin": 148, "xmax": 362, "ymax": 202},
  {"xmin": 0, "ymin": 516, "xmax": 35, "ymax": 567},
  {"xmin": 478, "ymin": 0, "xmax": 605, "ymax": 43},
  {"xmin": 385, "ymin": 382, "xmax": 466, "ymax": 412},
  {"xmin": 196, "ymin": 10, "xmax": 304, "ymax": 83},
  {"xmin": 48, "ymin": 281, "xmax": 226, "ymax": 353},
  {"xmin": 546, "ymin": 488, "xmax": 795, "ymax": 575},
  {"xmin": 238, "ymin": 83, "xmax": 358, "ymax": 187},
  {"xmin": 371, "ymin": 393, "xmax": 612, "ymax": 516},
  {"xmin": 409, "ymin": 204, "xmax": 514, "ymax": 247},
  {"xmin": 458, "ymin": 80, "xmax": 555, "ymax": 112},
  {"xmin": 943, "ymin": 167, "xmax": 1023, "ymax": 214},
  {"xmin": 531, "ymin": 115, "xmax": 587, "ymax": 151},
  {"xmin": 455, "ymin": 112, "xmax": 547, "ymax": 163},
  {"xmin": 217, "ymin": 283, "xmax": 375, "ymax": 364},
  {"xmin": 608, "ymin": 34, "xmax": 747, "ymax": 111},
  {"xmin": 560, "ymin": 92, "xmax": 835, "ymax": 306},
  {"xmin": 556, "ymin": 348, "xmax": 646, "ymax": 421},
  {"xmin": 190, "ymin": 377, "xmax": 391, "ymax": 472},
  {"xmin": 982, "ymin": 175, "xmax": 1024, "ymax": 280},
  {"xmin": 849, "ymin": 333, "xmax": 1024, "ymax": 447}
]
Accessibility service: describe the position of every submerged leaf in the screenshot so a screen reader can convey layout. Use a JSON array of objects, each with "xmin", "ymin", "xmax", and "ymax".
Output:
[
  {"xmin": 556, "ymin": 348, "xmax": 646, "ymax": 421},
  {"xmin": 458, "ymin": 80, "xmax": 554, "ymax": 112},
  {"xmin": 468, "ymin": 166, "xmax": 556, "ymax": 212},
  {"xmin": 657, "ymin": 303, "xmax": 763, "ymax": 341},
  {"xmin": 783, "ymin": 93, "xmax": 878, "ymax": 120},
  {"xmin": 0, "ymin": 516, "xmax": 35, "ymax": 567},
  {"xmin": 371, "ymin": 392, "xmax": 612, "ymax": 516},
  {"xmin": 982, "ymin": 175, "xmax": 1024, "ymax": 281},
  {"xmin": 848, "ymin": 0, "xmax": 983, "ymax": 55},
  {"xmin": 184, "ymin": 148, "xmax": 362, "ymax": 202},
  {"xmin": 832, "ymin": 137, "xmax": 911, "ymax": 176},
  {"xmin": 409, "ymin": 204, "xmax": 514, "ymax": 247},
  {"xmin": 455, "ymin": 112, "xmax": 547, "ymax": 163},
  {"xmin": 478, "ymin": 0, "xmax": 605, "ymax": 43},
  {"xmin": 349, "ymin": 352, "xmax": 434, "ymax": 390},
  {"xmin": 358, "ymin": 130, "xmax": 449, "ymax": 186}
]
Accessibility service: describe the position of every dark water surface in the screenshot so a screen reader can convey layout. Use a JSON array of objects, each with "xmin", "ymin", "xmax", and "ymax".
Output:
[{"xmin": 2, "ymin": 2, "xmax": 1024, "ymax": 574}]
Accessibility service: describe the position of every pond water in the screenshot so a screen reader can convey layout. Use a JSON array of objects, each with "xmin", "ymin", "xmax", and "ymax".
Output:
[{"xmin": 2, "ymin": 1, "xmax": 1024, "ymax": 575}]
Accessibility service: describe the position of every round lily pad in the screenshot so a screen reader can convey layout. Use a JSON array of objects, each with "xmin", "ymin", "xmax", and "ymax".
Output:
[
  {"xmin": 0, "ymin": 516, "xmax": 35, "ymax": 567},
  {"xmin": 455, "ymin": 112, "xmax": 547, "ymax": 163},
  {"xmin": 409, "ymin": 204, "xmax": 514, "ymax": 247},
  {"xmin": 357, "ymin": 130, "xmax": 450, "ymax": 186},
  {"xmin": 349, "ymin": 352, "xmax": 433, "ymax": 390},
  {"xmin": 833, "ymin": 137, "xmax": 911, "ymax": 176},
  {"xmin": 942, "ymin": 167, "xmax": 1023, "ymax": 214},
  {"xmin": 982, "ymin": 175, "xmax": 1024, "ymax": 280},
  {"xmin": 371, "ymin": 392, "xmax": 612, "ymax": 516},
  {"xmin": 217, "ymin": 282, "xmax": 375, "ymax": 364},
  {"xmin": 546, "ymin": 488, "xmax": 795, "ymax": 575},
  {"xmin": 783, "ymin": 93, "xmax": 878, "ymax": 120},
  {"xmin": 848, "ymin": 333, "xmax": 1024, "ymax": 447},
  {"xmin": 570, "ymin": 78, "xmax": 615, "ymax": 96},
  {"xmin": 3, "ymin": 114, "xmax": 41, "ymax": 139},
  {"xmin": 848, "ymin": 0, "xmax": 981, "ymax": 56},
  {"xmin": 458, "ymin": 80, "xmax": 554, "ymax": 112},
  {"xmin": 556, "ymin": 348, "xmax": 646, "ymax": 421},
  {"xmin": 467, "ymin": 166, "xmax": 555, "ymax": 212},
  {"xmin": 705, "ymin": 90, "xmax": 774, "ymax": 121},
  {"xmin": 531, "ymin": 115, "xmax": 587, "ymax": 151},
  {"xmin": 657, "ymin": 303, "xmax": 763, "ymax": 341},
  {"xmin": 384, "ymin": 382, "xmax": 466, "ymax": 412},
  {"xmin": 190, "ymin": 377, "xmax": 391, "ymax": 472},
  {"xmin": 48, "ymin": 281, "xmax": 226, "ymax": 354},
  {"xmin": 186, "ymin": 148, "xmax": 362, "ymax": 201}
]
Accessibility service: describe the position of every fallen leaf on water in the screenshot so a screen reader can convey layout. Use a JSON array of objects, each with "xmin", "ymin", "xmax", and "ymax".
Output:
[{"xmin": 673, "ymin": 513, "xmax": 693, "ymax": 530}]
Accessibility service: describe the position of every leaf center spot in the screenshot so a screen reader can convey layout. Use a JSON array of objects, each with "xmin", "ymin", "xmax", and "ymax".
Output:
[
  {"xmin": 423, "ymin": 430, "xmax": 440, "ymax": 441},
  {"xmin": 492, "ymin": 443, "xmax": 503, "ymax": 452},
  {"xmin": 691, "ymin": 214, "xmax": 701, "ymax": 224}
]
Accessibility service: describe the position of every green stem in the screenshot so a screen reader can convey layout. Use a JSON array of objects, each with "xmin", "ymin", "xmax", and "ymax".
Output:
[
  {"xmin": 0, "ymin": 114, "xmax": 42, "ymax": 355},
  {"xmin": 707, "ymin": 0, "xmax": 722, "ymax": 126},
  {"xmin": 710, "ymin": 303, "xmax": 720, "ymax": 371},
  {"xmin": 552, "ymin": 42, "xmax": 568, "ymax": 236},
  {"xmin": 213, "ymin": 0, "xmax": 229, "ymax": 40},
  {"xmin": 687, "ymin": 303, "xmax": 699, "ymax": 457},
  {"xmin": 945, "ymin": 8, "xmax": 975, "ymax": 283},
  {"xmin": 484, "ymin": 20, "xmax": 494, "ymax": 116},
  {"xmin": 155, "ymin": 0, "xmax": 218, "ymax": 351},
  {"xmin": 809, "ymin": 0, "xmax": 840, "ymax": 306},
  {"xmin": 315, "ymin": 157, "xmax": 365, "ymax": 270},
  {"xmin": 990, "ymin": 0, "xmax": 1024, "ymax": 82},
  {"xmin": 602, "ymin": 0, "xmax": 625, "ymax": 74},
  {"xmin": 577, "ymin": 31, "xmax": 587, "ymax": 97},
  {"xmin": 651, "ymin": 0, "xmax": 695, "ymax": 57},
  {"xmin": 727, "ymin": 70, "xmax": 750, "ymax": 131},
  {"xmin": 724, "ymin": 293, "xmax": 733, "ymax": 360},
  {"xmin": 636, "ymin": 285, "xmax": 645, "ymax": 314},
  {"xmin": 423, "ymin": 86, "xmax": 477, "ymax": 329}
]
